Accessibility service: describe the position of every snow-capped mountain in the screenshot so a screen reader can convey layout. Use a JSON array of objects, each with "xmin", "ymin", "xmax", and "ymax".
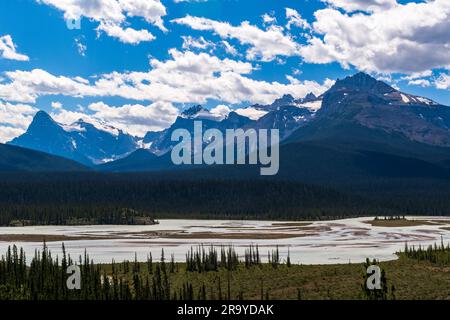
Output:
[
  {"xmin": 6, "ymin": 72, "xmax": 450, "ymax": 172},
  {"xmin": 141, "ymin": 93, "xmax": 324, "ymax": 154},
  {"xmin": 315, "ymin": 72, "xmax": 450, "ymax": 147},
  {"xmin": 8, "ymin": 111, "xmax": 139, "ymax": 165},
  {"xmin": 246, "ymin": 106, "xmax": 315, "ymax": 140},
  {"xmin": 247, "ymin": 92, "xmax": 322, "ymax": 113},
  {"xmin": 144, "ymin": 107, "xmax": 255, "ymax": 155}
]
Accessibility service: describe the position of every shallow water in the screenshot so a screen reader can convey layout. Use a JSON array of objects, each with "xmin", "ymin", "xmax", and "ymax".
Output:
[{"xmin": 0, "ymin": 217, "xmax": 449, "ymax": 265}]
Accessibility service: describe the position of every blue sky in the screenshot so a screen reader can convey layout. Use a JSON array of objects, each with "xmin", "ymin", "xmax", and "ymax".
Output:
[{"xmin": 0, "ymin": 0, "xmax": 449, "ymax": 141}]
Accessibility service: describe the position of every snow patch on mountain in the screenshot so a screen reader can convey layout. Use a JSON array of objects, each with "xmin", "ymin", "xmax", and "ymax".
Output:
[
  {"xmin": 296, "ymin": 100, "xmax": 322, "ymax": 112},
  {"xmin": 234, "ymin": 107, "xmax": 268, "ymax": 120}
]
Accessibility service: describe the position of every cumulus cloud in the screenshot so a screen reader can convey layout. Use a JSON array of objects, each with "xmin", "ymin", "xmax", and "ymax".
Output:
[
  {"xmin": 172, "ymin": 15, "xmax": 301, "ymax": 62},
  {"xmin": 221, "ymin": 41, "xmax": 238, "ymax": 56},
  {"xmin": 97, "ymin": 22, "xmax": 155, "ymax": 44},
  {"xmin": 0, "ymin": 102, "xmax": 38, "ymax": 142},
  {"xmin": 0, "ymin": 69, "xmax": 98, "ymax": 103},
  {"xmin": 322, "ymin": 0, "xmax": 397, "ymax": 12},
  {"xmin": 261, "ymin": 13, "xmax": 277, "ymax": 25},
  {"xmin": 0, "ymin": 50, "xmax": 332, "ymax": 106},
  {"xmin": 48, "ymin": 101, "xmax": 179, "ymax": 137},
  {"xmin": 88, "ymin": 101, "xmax": 179, "ymax": 135},
  {"xmin": 285, "ymin": 8, "xmax": 310, "ymax": 30},
  {"xmin": 74, "ymin": 37, "xmax": 87, "ymax": 56},
  {"xmin": 301, "ymin": 0, "xmax": 450, "ymax": 74},
  {"xmin": 51, "ymin": 101, "xmax": 62, "ymax": 109},
  {"xmin": 0, "ymin": 35, "xmax": 29, "ymax": 61},
  {"xmin": 435, "ymin": 73, "xmax": 450, "ymax": 90},
  {"xmin": 36, "ymin": 0, "xmax": 166, "ymax": 44},
  {"xmin": 408, "ymin": 79, "xmax": 431, "ymax": 87},
  {"xmin": 209, "ymin": 104, "xmax": 231, "ymax": 120},
  {"xmin": 181, "ymin": 36, "xmax": 215, "ymax": 51}
]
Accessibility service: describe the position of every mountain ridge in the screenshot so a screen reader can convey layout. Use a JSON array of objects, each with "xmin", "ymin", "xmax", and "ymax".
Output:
[
  {"xmin": 0, "ymin": 143, "xmax": 88, "ymax": 172},
  {"xmin": 3, "ymin": 72, "xmax": 450, "ymax": 175},
  {"xmin": 8, "ymin": 112, "xmax": 139, "ymax": 165}
]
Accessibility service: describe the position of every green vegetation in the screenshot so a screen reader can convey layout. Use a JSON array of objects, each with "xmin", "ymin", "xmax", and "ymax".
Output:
[
  {"xmin": 361, "ymin": 258, "xmax": 395, "ymax": 300},
  {"xmin": 1, "ymin": 243, "xmax": 449, "ymax": 300},
  {"xmin": 3, "ymin": 172, "xmax": 450, "ymax": 226},
  {"xmin": 402, "ymin": 239, "xmax": 450, "ymax": 265},
  {"xmin": 0, "ymin": 172, "xmax": 375, "ymax": 226},
  {"xmin": 364, "ymin": 216, "xmax": 435, "ymax": 227}
]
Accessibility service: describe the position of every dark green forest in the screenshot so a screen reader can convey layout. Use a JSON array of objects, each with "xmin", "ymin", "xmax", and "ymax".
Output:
[
  {"xmin": 0, "ymin": 244, "xmax": 396, "ymax": 300},
  {"xmin": 0, "ymin": 172, "xmax": 450, "ymax": 226},
  {"xmin": 3, "ymin": 242, "xmax": 449, "ymax": 300},
  {"xmin": 0, "ymin": 172, "xmax": 370, "ymax": 225}
]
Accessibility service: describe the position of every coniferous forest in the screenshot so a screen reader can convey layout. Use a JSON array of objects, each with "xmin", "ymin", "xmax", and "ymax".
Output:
[
  {"xmin": 1, "ymin": 242, "xmax": 449, "ymax": 300},
  {"xmin": 1, "ymin": 172, "xmax": 450, "ymax": 226}
]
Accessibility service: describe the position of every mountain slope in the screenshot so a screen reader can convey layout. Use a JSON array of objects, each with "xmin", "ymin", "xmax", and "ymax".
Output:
[
  {"xmin": 97, "ymin": 149, "xmax": 172, "ymax": 172},
  {"xmin": 8, "ymin": 111, "xmax": 139, "ymax": 165},
  {"xmin": 144, "ymin": 107, "xmax": 255, "ymax": 155},
  {"xmin": 305, "ymin": 72, "xmax": 450, "ymax": 147},
  {"xmin": 102, "ymin": 73, "xmax": 450, "ymax": 177},
  {"xmin": 0, "ymin": 143, "xmax": 88, "ymax": 172}
]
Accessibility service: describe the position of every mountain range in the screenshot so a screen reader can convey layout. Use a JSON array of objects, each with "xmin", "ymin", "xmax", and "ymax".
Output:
[
  {"xmin": 0, "ymin": 143, "xmax": 87, "ymax": 172},
  {"xmin": 4, "ymin": 72, "xmax": 450, "ymax": 183},
  {"xmin": 9, "ymin": 111, "xmax": 138, "ymax": 165},
  {"xmin": 7, "ymin": 86, "xmax": 322, "ymax": 166}
]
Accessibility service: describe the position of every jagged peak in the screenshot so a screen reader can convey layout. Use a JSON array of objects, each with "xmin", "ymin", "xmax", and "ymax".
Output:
[
  {"xmin": 273, "ymin": 94, "xmax": 295, "ymax": 104},
  {"xmin": 303, "ymin": 92, "xmax": 317, "ymax": 102},
  {"xmin": 329, "ymin": 72, "xmax": 395, "ymax": 95},
  {"xmin": 181, "ymin": 105, "xmax": 208, "ymax": 118}
]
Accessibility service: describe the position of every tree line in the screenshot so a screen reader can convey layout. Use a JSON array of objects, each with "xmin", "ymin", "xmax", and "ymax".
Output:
[
  {"xmin": 0, "ymin": 243, "xmax": 293, "ymax": 300},
  {"xmin": 402, "ymin": 239, "xmax": 450, "ymax": 265},
  {"xmin": 0, "ymin": 172, "xmax": 378, "ymax": 226}
]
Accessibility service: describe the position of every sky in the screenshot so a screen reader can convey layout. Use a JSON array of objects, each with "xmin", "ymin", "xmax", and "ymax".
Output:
[{"xmin": 0, "ymin": 0, "xmax": 449, "ymax": 142}]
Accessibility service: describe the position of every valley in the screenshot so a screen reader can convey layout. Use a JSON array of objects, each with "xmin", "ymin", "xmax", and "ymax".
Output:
[{"xmin": 1, "ymin": 217, "xmax": 449, "ymax": 265}]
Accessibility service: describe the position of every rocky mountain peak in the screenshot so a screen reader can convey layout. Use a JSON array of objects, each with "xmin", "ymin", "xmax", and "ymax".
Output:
[
  {"xmin": 330, "ymin": 72, "xmax": 395, "ymax": 95},
  {"xmin": 181, "ymin": 105, "xmax": 207, "ymax": 118}
]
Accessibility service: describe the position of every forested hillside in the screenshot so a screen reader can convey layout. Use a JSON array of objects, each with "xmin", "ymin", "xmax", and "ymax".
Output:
[{"xmin": 1, "ymin": 172, "xmax": 450, "ymax": 226}]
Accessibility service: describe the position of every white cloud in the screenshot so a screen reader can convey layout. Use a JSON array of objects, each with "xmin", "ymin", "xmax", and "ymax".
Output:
[
  {"xmin": 408, "ymin": 79, "xmax": 431, "ymax": 87},
  {"xmin": 0, "ymin": 35, "xmax": 29, "ymax": 61},
  {"xmin": 118, "ymin": 0, "xmax": 167, "ymax": 31},
  {"xmin": 51, "ymin": 101, "xmax": 62, "ymax": 109},
  {"xmin": 322, "ymin": 0, "xmax": 397, "ymax": 12},
  {"xmin": 75, "ymin": 37, "xmax": 87, "ymax": 56},
  {"xmin": 234, "ymin": 107, "xmax": 268, "ymax": 120},
  {"xmin": 401, "ymin": 70, "xmax": 433, "ymax": 81},
  {"xmin": 0, "ymin": 69, "xmax": 98, "ymax": 103},
  {"xmin": 36, "ymin": 0, "xmax": 166, "ymax": 44},
  {"xmin": 0, "ymin": 102, "xmax": 38, "ymax": 142},
  {"xmin": 301, "ymin": 0, "xmax": 450, "ymax": 74},
  {"xmin": 181, "ymin": 36, "xmax": 215, "ymax": 50},
  {"xmin": 435, "ymin": 73, "xmax": 450, "ymax": 90},
  {"xmin": 172, "ymin": 15, "xmax": 301, "ymax": 62},
  {"xmin": 97, "ymin": 22, "xmax": 155, "ymax": 44},
  {"xmin": 261, "ymin": 13, "xmax": 277, "ymax": 25},
  {"xmin": 285, "ymin": 8, "xmax": 310, "ymax": 30},
  {"xmin": 210, "ymin": 104, "xmax": 231, "ymax": 120},
  {"xmin": 48, "ymin": 100, "xmax": 179, "ymax": 137},
  {"xmin": 88, "ymin": 101, "xmax": 179, "ymax": 135},
  {"xmin": 0, "ymin": 50, "xmax": 333, "ymax": 106},
  {"xmin": 221, "ymin": 41, "xmax": 238, "ymax": 56}
]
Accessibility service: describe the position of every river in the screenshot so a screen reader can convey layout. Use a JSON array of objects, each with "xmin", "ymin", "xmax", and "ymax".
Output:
[{"xmin": 0, "ymin": 216, "xmax": 449, "ymax": 265}]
